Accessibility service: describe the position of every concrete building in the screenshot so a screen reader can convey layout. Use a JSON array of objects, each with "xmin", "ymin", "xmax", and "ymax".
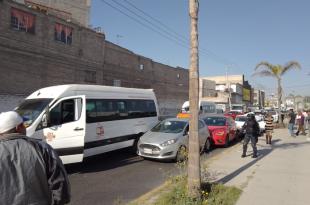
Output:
[
  {"xmin": 201, "ymin": 75, "xmax": 253, "ymax": 108},
  {"xmin": 253, "ymin": 89, "xmax": 265, "ymax": 109},
  {"xmin": 0, "ymin": 0, "xmax": 189, "ymax": 117},
  {"xmin": 13, "ymin": 0, "xmax": 91, "ymax": 27},
  {"xmin": 199, "ymin": 79, "xmax": 217, "ymax": 99}
]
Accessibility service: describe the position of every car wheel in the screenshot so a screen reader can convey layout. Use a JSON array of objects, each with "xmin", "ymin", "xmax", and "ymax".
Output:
[
  {"xmin": 175, "ymin": 146, "xmax": 187, "ymax": 162},
  {"xmin": 204, "ymin": 138, "xmax": 212, "ymax": 153},
  {"xmin": 224, "ymin": 135, "xmax": 229, "ymax": 148}
]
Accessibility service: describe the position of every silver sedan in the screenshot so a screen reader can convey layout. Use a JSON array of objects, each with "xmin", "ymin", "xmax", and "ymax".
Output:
[{"xmin": 137, "ymin": 118, "xmax": 210, "ymax": 162}]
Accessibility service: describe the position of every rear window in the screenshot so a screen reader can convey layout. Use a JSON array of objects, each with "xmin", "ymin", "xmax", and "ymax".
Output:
[{"xmin": 203, "ymin": 117, "xmax": 226, "ymax": 126}]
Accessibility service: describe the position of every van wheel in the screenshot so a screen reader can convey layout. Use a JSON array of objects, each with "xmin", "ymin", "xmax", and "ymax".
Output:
[
  {"xmin": 224, "ymin": 135, "xmax": 229, "ymax": 148},
  {"xmin": 204, "ymin": 138, "xmax": 212, "ymax": 152},
  {"xmin": 175, "ymin": 146, "xmax": 187, "ymax": 162}
]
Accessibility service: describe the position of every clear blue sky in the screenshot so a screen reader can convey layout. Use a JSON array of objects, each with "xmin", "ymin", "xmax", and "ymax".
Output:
[{"xmin": 91, "ymin": 0, "xmax": 310, "ymax": 96}]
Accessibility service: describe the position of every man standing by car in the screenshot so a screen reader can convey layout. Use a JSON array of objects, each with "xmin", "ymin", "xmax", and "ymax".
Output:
[
  {"xmin": 241, "ymin": 114, "xmax": 260, "ymax": 158},
  {"xmin": 288, "ymin": 109, "xmax": 296, "ymax": 137},
  {"xmin": 0, "ymin": 111, "xmax": 71, "ymax": 205}
]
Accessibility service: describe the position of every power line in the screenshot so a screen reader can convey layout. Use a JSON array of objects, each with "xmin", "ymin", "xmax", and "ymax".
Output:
[
  {"xmin": 122, "ymin": 0, "xmax": 238, "ymax": 67},
  {"xmin": 100, "ymin": 0, "xmax": 191, "ymax": 50},
  {"xmin": 99, "ymin": 0, "xmax": 238, "ymax": 67}
]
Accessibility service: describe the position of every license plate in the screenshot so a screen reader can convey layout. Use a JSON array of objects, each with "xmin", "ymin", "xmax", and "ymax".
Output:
[{"xmin": 144, "ymin": 148, "xmax": 153, "ymax": 154}]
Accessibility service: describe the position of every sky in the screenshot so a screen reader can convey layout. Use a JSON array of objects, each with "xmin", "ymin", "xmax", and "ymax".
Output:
[{"xmin": 90, "ymin": 0, "xmax": 310, "ymax": 96}]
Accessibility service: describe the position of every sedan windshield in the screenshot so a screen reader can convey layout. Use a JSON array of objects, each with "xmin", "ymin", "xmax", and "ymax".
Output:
[
  {"xmin": 15, "ymin": 98, "xmax": 52, "ymax": 127},
  {"xmin": 204, "ymin": 117, "xmax": 226, "ymax": 126},
  {"xmin": 235, "ymin": 117, "xmax": 247, "ymax": 122},
  {"xmin": 151, "ymin": 120, "xmax": 187, "ymax": 133}
]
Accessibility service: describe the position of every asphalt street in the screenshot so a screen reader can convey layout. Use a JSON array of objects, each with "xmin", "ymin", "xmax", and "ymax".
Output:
[{"xmin": 66, "ymin": 145, "xmax": 236, "ymax": 205}]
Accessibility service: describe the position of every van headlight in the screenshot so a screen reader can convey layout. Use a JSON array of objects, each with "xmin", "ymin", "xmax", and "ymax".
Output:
[{"xmin": 160, "ymin": 139, "xmax": 177, "ymax": 147}]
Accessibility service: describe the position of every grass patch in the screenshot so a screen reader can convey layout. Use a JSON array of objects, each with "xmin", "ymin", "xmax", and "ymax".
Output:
[{"xmin": 151, "ymin": 175, "xmax": 242, "ymax": 205}]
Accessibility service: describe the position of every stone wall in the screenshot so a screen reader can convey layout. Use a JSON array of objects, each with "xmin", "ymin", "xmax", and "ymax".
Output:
[{"xmin": 0, "ymin": 94, "xmax": 26, "ymax": 112}]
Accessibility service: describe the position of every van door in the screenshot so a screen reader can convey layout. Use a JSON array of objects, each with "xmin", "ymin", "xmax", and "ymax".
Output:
[{"xmin": 43, "ymin": 95, "xmax": 86, "ymax": 164}]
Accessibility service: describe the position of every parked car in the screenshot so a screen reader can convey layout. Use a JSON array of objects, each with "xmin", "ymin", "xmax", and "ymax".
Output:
[
  {"xmin": 235, "ymin": 114, "xmax": 265, "ymax": 136},
  {"xmin": 225, "ymin": 111, "xmax": 243, "ymax": 120},
  {"xmin": 203, "ymin": 115, "xmax": 237, "ymax": 147},
  {"xmin": 268, "ymin": 111, "xmax": 279, "ymax": 123},
  {"xmin": 137, "ymin": 118, "xmax": 210, "ymax": 161}
]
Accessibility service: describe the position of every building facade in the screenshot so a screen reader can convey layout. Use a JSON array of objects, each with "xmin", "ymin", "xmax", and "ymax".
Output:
[
  {"xmin": 0, "ymin": 0, "xmax": 189, "ymax": 117},
  {"xmin": 13, "ymin": 0, "xmax": 91, "ymax": 27},
  {"xmin": 253, "ymin": 89, "xmax": 265, "ymax": 109},
  {"xmin": 201, "ymin": 75, "xmax": 253, "ymax": 108}
]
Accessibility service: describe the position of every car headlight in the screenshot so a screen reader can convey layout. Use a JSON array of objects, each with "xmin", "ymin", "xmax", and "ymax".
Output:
[{"xmin": 160, "ymin": 139, "xmax": 177, "ymax": 147}]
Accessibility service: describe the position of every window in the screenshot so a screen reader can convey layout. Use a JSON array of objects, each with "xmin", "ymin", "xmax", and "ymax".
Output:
[
  {"xmin": 49, "ymin": 99, "xmax": 79, "ymax": 126},
  {"xmin": 86, "ymin": 99, "xmax": 157, "ymax": 123},
  {"xmin": 113, "ymin": 79, "xmax": 121, "ymax": 87},
  {"xmin": 54, "ymin": 23, "xmax": 73, "ymax": 45},
  {"xmin": 127, "ymin": 100, "xmax": 157, "ymax": 118},
  {"xmin": 11, "ymin": 8, "xmax": 35, "ymax": 34}
]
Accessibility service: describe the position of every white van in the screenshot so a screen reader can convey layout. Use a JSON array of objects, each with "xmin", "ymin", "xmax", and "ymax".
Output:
[
  {"xmin": 181, "ymin": 101, "xmax": 216, "ymax": 115},
  {"xmin": 15, "ymin": 84, "xmax": 159, "ymax": 164}
]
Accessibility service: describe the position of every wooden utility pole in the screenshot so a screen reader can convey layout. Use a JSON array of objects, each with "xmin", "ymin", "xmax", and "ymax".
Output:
[{"xmin": 188, "ymin": 0, "xmax": 201, "ymax": 198}]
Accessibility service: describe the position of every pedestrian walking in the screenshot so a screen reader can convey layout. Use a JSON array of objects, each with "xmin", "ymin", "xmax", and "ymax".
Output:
[
  {"xmin": 307, "ymin": 110, "xmax": 310, "ymax": 140},
  {"xmin": 288, "ymin": 109, "xmax": 296, "ymax": 137},
  {"xmin": 0, "ymin": 111, "xmax": 71, "ymax": 205},
  {"xmin": 264, "ymin": 113, "xmax": 274, "ymax": 144},
  {"xmin": 241, "ymin": 114, "xmax": 260, "ymax": 158},
  {"xmin": 296, "ymin": 111, "xmax": 306, "ymax": 136}
]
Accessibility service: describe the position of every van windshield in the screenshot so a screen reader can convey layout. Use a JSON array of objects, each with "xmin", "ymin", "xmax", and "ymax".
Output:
[{"xmin": 16, "ymin": 98, "xmax": 52, "ymax": 127}]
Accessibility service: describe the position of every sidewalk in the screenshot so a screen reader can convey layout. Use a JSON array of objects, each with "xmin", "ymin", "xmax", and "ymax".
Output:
[{"xmin": 206, "ymin": 128, "xmax": 310, "ymax": 205}]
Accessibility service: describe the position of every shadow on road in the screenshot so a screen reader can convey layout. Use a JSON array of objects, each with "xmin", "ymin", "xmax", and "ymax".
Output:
[
  {"xmin": 65, "ymin": 148, "xmax": 143, "ymax": 174},
  {"xmin": 216, "ymin": 137, "xmax": 310, "ymax": 184}
]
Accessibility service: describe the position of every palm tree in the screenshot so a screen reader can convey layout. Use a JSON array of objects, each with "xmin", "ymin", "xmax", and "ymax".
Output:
[
  {"xmin": 253, "ymin": 61, "xmax": 301, "ymax": 114},
  {"xmin": 188, "ymin": 0, "xmax": 200, "ymax": 198}
]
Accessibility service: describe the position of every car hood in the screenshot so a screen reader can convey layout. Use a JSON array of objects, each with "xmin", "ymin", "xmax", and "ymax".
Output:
[{"xmin": 140, "ymin": 131, "xmax": 182, "ymax": 144}]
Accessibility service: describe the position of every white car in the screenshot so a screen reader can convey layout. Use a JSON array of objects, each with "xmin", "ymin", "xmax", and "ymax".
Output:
[
  {"xmin": 235, "ymin": 114, "xmax": 265, "ymax": 135},
  {"xmin": 268, "ymin": 111, "xmax": 279, "ymax": 123}
]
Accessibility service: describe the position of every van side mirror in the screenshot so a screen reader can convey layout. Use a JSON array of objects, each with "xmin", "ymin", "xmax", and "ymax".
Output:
[{"xmin": 183, "ymin": 130, "xmax": 189, "ymax": 136}]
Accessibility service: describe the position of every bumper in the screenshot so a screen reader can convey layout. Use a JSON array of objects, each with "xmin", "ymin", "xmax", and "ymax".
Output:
[
  {"xmin": 137, "ymin": 143, "xmax": 179, "ymax": 160},
  {"xmin": 212, "ymin": 135, "xmax": 226, "ymax": 145}
]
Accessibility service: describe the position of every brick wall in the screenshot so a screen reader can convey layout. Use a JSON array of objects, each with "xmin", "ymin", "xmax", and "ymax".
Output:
[
  {"xmin": 0, "ymin": 0, "xmax": 189, "ymax": 117},
  {"xmin": 0, "ymin": 94, "xmax": 26, "ymax": 112}
]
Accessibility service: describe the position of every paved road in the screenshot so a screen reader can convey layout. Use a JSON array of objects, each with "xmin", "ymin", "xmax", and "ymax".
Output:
[{"xmin": 66, "ymin": 144, "xmax": 237, "ymax": 205}]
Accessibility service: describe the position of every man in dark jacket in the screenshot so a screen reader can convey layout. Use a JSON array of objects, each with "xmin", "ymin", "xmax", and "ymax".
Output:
[
  {"xmin": 241, "ymin": 114, "xmax": 260, "ymax": 158},
  {"xmin": 0, "ymin": 111, "xmax": 70, "ymax": 205}
]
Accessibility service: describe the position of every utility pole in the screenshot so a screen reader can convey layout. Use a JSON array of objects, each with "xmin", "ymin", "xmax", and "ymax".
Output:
[{"xmin": 188, "ymin": 0, "xmax": 200, "ymax": 198}]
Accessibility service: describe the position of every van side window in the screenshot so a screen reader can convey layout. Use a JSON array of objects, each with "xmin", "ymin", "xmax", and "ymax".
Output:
[
  {"xmin": 86, "ymin": 99, "xmax": 157, "ymax": 123},
  {"xmin": 49, "ymin": 99, "xmax": 75, "ymax": 126},
  {"xmin": 127, "ymin": 100, "xmax": 157, "ymax": 118},
  {"xmin": 96, "ymin": 100, "xmax": 117, "ymax": 121}
]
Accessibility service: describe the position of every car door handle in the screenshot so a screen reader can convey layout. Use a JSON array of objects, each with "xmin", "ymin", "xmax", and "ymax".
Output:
[{"xmin": 74, "ymin": 127, "xmax": 84, "ymax": 131}]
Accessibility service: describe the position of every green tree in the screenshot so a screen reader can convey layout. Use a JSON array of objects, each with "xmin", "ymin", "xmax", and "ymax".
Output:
[{"xmin": 253, "ymin": 61, "xmax": 301, "ymax": 113}]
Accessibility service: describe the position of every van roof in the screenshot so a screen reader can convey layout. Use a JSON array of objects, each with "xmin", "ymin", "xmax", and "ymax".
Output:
[{"xmin": 27, "ymin": 84, "xmax": 155, "ymax": 99}]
